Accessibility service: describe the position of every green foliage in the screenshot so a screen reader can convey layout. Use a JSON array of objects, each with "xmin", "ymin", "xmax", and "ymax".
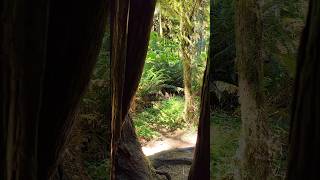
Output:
[
  {"xmin": 211, "ymin": 108, "xmax": 291, "ymax": 179},
  {"xmin": 192, "ymin": 51, "xmax": 208, "ymax": 93},
  {"xmin": 211, "ymin": 112, "xmax": 241, "ymax": 179},
  {"xmin": 134, "ymin": 0, "xmax": 208, "ymax": 140},
  {"xmin": 145, "ymin": 32, "xmax": 183, "ymax": 87},
  {"xmin": 262, "ymin": 0, "xmax": 305, "ymax": 78},
  {"xmin": 136, "ymin": 32, "xmax": 183, "ymax": 104},
  {"xmin": 133, "ymin": 97, "xmax": 185, "ymax": 140},
  {"xmin": 134, "ymin": 120, "xmax": 160, "ymax": 140},
  {"xmin": 71, "ymin": 31, "xmax": 111, "ymax": 179},
  {"xmin": 268, "ymin": 116, "xmax": 290, "ymax": 179},
  {"xmin": 212, "ymin": 0, "xmax": 237, "ymax": 84},
  {"xmin": 212, "ymin": 0, "xmax": 304, "ymax": 84},
  {"xmin": 137, "ymin": 67, "xmax": 166, "ymax": 98},
  {"xmin": 138, "ymin": 31, "xmax": 207, "ymax": 98},
  {"xmin": 94, "ymin": 32, "xmax": 110, "ymax": 79},
  {"xmin": 263, "ymin": 60, "xmax": 289, "ymax": 95},
  {"xmin": 211, "ymin": 0, "xmax": 305, "ymax": 179}
]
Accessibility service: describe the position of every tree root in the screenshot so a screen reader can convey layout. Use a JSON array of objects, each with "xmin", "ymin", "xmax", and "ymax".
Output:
[
  {"xmin": 151, "ymin": 157, "xmax": 193, "ymax": 169},
  {"xmin": 155, "ymin": 169, "xmax": 171, "ymax": 180}
]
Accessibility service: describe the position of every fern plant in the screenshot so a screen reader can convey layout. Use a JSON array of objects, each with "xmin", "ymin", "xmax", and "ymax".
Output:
[{"xmin": 137, "ymin": 66, "xmax": 166, "ymax": 98}]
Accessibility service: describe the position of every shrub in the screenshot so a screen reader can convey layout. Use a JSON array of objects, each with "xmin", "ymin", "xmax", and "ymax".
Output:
[
  {"xmin": 133, "ymin": 96, "xmax": 185, "ymax": 140},
  {"xmin": 136, "ymin": 67, "xmax": 166, "ymax": 99},
  {"xmin": 145, "ymin": 32, "xmax": 183, "ymax": 88}
]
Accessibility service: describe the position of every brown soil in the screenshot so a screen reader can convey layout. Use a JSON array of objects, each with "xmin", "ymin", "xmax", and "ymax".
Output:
[{"xmin": 142, "ymin": 129, "xmax": 197, "ymax": 180}]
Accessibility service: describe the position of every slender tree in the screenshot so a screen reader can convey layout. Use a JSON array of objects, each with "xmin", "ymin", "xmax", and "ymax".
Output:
[
  {"xmin": 287, "ymin": 0, "xmax": 320, "ymax": 178},
  {"xmin": 180, "ymin": 0, "xmax": 195, "ymax": 123},
  {"xmin": 158, "ymin": 4, "xmax": 163, "ymax": 37},
  {"xmin": 159, "ymin": 0, "xmax": 203, "ymax": 123},
  {"xmin": 180, "ymin": 0, "xmax": 204, "ymax": 123},
  {"xmin": 235, "ymin": 0, "xmax": 270, "ymax": 178}
]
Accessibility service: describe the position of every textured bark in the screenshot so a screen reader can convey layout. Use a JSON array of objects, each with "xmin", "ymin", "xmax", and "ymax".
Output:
[
  {"xmin": 0, "ymin": 0, "xmax": 108, "ymax": 179},
  {"xmin": 115, "ymin": 116, "xmax": 155, "ymax": 180},
  {"xmin": 110, "ymin": 0, "xmax": 157, "ymax": 179},
  {"xmin": 235, "ymin": 0, "xmax": 270, "ymax": 179},
  {"xmin": 38, "ymin": 1, "xmax": 108, "ymax": 178},
  {"xmin": 0, "ymin": 0, "xmax": 50, "ymax": 179},
  {"xmin": 110, "ymin": 1, "xmax": 129, "ymax": 178},
  {"xmin": 188, "ymin": 58, "xmax": 210, "ymax": 180},
  {"xmin": 209, "ymin": 0, "xmax": 215, "ymax": 112},
  {"xmin": 159, "ymin": 5, "xmax": 163, "ymax": 37},
  {"xmin": 180, "ymin": 7, "xmax": 195, "ymax": 123},
  {"xmin": 287, "ymin": 0, "xmax": 320, "ymax": 179}
]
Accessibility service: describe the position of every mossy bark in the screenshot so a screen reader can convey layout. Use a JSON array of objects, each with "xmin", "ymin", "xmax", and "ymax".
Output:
[
  {"xmin": 159, "ymin": 5, "xmax": 163, "ymax": 37},
  {"xmin": 181, "ymin": 46, "xmax": 194, "ymax": 124},
  {"xmin": 180, "ymin": 3, "xmax": 196, "ymax": 124},
  {"xmin": 235, "ymin": 0, "xmax": 270, "ymax": 179}
]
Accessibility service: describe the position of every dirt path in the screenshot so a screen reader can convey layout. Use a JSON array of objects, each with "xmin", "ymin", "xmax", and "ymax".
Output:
[
  {"xmin": 142, "ymin": 129, "xmax": 197, "ymax": 156},
  {"xmin": 141, "ymin": 129, "xmax": 197, "ymax": 180}
]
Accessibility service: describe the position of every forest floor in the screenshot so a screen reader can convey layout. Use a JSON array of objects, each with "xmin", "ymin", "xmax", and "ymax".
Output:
[
  {"xmin": 141, "ymin": 129, "xmax": 197, "ymax": 180},
  {"xmin": 141, "ymin": 129, "xmax": 197, "ymax": 156},
  {"xmin": 211, "ymin": 112, "xmax": 241, "ymax": 179},
  {"xmin": 211, "ymin": 111, "xmax": 289, "ymax": 179}
]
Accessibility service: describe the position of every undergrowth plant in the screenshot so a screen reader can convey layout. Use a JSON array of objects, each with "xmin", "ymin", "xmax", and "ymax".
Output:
[
  {"xmin": 137, "ymin": 66, "xmax": 166, "ymax": 99},
  {"xmin": 145, "ymin": 31, "xmax": 183, "ymax": 88},
  {"xmin": 133, "ymin": 30, "xmax": 206, "ymax": 140},
  {"xmin": 134, "ymin": 96, "xmax": 185, "ymax": 140},
  {"xmin": 64, "ymin": 31, "xmax": 111, "ymax": 179}
]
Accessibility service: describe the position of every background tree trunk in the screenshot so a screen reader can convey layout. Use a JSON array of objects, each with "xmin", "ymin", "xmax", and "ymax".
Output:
[
  {"xmin": 159, "ymin": 5, "xmax": 163, "ymax": 37},
  {"xmin": 235, "ymin": 0, "xmax": 270, "ymax": 179},
  {"xmin": 180, "ymin": 3, "xmax": 196, "ymax": 124},
  {"xmin": 182, "ymin": 47, "xmax": 194, "ymax": 123},
  {"xmin": 287, "ymin": 0, "xmax": 320, "ymax": 178}
]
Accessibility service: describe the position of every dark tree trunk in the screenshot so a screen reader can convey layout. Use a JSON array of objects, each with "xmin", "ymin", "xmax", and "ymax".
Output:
[
  {"xmin": 287, "ymin": 0, "xmax": 320, "ymax": 179},
  {"xmin": 186, "ymin": 3, "xmax": 211, "ymax": 175},
  {"xmin": 0, "ymin": 0, "xmax": 108, "ymax": 179},
  {"xmin": 188, "ymin": 58, "xmax": 210, "ymax": 180},
  {"xmin": 37, "ymin": 0, "xmax": 108, "ymax": 178},
  {"xmin": 0, "ymin": 0, "xmax": 50, "ymax": 179},
  {"xmin": 110, "ymin": 0, "xmax": 157, "ymax": 179}
]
